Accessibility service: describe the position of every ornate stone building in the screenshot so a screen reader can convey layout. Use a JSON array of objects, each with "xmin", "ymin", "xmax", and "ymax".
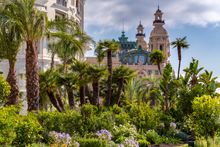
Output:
[
  {"xmin": 87, "ymin": 7, "xmax": 170, "ymax": 78},
  {"xmin": 0, "ymin": 0, "xmax": 85, "ymax": 110}
]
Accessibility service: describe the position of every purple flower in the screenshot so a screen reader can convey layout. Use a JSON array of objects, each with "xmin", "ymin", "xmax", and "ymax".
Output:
[
  {"xmin": 96, "ymin": 129, "xmax": 112, "ymax": 140},
  {"xmin": 123, "ymin": 138, "xmax": 139, "ymax": 147},
  {"xmin": 49, "ymin": 131, "xmax": 72, "ymax": 145}
]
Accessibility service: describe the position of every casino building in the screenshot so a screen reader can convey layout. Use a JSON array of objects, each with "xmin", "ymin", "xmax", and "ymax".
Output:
[{"xmin": 87, "ymin": 7, "xmax": 170, "ymax": 78}]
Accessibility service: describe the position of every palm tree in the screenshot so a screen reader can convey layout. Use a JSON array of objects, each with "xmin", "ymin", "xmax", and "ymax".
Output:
[
  {"xmin": 48, "ymin": 18, "xmax": 93, "ymax": 72},
  {"xmin": 87, "ymin": 65, "xmax": 107, "ymax": 105},
  {"xmin": 95, "ymin": 40, "xmax": 120, "ymax": 106},
  {"xmin": 0, "ymin": 19, "xmax": 22, "ymax": 105},
  {"xmin": 113, "ymin": 66, "xmax": 136, "ymax": 105},
  {"xmin": 56, "ymin": 72, "xmax": 77, "ymax": 109},
  {"xmin": 1, "ymin": 0, "xmax": 48, "ymax": 111},
  {"xmin": 39, "ymin": 70, "xmax": 65, "ymax": 112},
  {"xmin": 71, "ymin": 61, "xmax": 89, "ymax": 105},
  {"xmin": 150, "ymin": 50, "xmax": 164, "ymax": 75},
  {"xmin": 199, "ymin": 70, "xmax": 219, "ymax": 95},
  {"xmin": 171, "ymin": 36, "xmax": 190, "ymax": 79},
  {"xmin": 146, "ymin": 77, "xmax": 161, "ymax": 107},
  {"xmin": 184, "ymin": 58, "xmax": 203, "ymax": 87}
]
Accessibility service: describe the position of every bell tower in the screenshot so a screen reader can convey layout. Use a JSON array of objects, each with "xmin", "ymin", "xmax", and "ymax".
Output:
[
  {"xmin": 149, "ymin": 7, "xmax": 170, "ymax": 63},
  {"xmin": 136, "ymin": 22, "xmax": 148, "ymax": 50}
]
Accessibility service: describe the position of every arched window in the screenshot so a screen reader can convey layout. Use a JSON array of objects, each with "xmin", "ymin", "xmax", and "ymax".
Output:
[{"xmin": 159, "ymin": 45, "xmax": 163, "ymax": 51}]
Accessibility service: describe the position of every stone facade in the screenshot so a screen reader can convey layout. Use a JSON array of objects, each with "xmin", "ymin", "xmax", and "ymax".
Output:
[{"xmin": 87, "ymin": 7, "xmax": 170, "ymax": 78}]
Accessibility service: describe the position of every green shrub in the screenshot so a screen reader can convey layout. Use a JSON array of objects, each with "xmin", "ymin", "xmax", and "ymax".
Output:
[
  {"xmin": 126, "ymin": 104, "xmax": 160, "ymax": 131},
  {"xmin": 145, "ymin": 130, "xmax": 161, "ymax": 144},
  {"xmin": 96, "ymin": 111, "xmax": 115, "ymax": 131},
  {"xmin": 12, "ymin": 114, "xmax": 43, "ymax": 146},
  {"xmin": 160, "ymin": 137, "xmax": 181, "ymax": 144},
  {"xmin": 38, "ymin": 110, "xmax": 83, "ymax": 137},
  {"xmin": 113, "ymin": 123, "xmax": 138, "ymax": 143},
  {"xmin": 189, "ymin": 95, "xmax": 220, "ymax": 139},
  {"xmin": 138, "ymin": 139, "xmax": 150, "ymax": 147},
  {"xmin": 195, "ymin": 137, "xmax": 220, "ymax": 147},
  {"xmin": 0, "ymin": 75, "xmax": 10, "ymax": 106},
  {"xmin": 0, "ymin": 106, "xmax": 19, "ymax": 146},
  {"xmin": 77, "ymin": 138, "xmax": 108, "ymax": 147}
]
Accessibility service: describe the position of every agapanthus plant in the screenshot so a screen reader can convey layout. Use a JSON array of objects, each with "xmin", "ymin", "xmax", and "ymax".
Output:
[
  {"xmin": 49, "ymin": 131, "xmax": 72, "ymax": 145},
  {"xmin": 123, "ymin": 138, "xmax": 139, "ymax": 147},
  {"xmin": 96, "ymin": 129, "xmax": 112, "ymax": 140}
]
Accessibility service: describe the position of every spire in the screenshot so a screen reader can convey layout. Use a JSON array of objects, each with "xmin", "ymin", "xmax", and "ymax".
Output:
[
  {"xmin": 153, "ymin": 5, "xmax": 164, "ymax": 25},
  {"xmin": 122, "ymin": 19, "xmax": 125, "ymax": 32},
  {"xmin": 157, "ymin": 0, "xmax": 160, "ymax": 10},
  {"xmin": 136, "ymin": 21, "xmax": 145, "ymax": 37}
]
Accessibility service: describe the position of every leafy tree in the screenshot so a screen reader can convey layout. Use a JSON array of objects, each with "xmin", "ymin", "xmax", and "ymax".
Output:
[
  {"xmin": 0, "ymin": 17, "xmax": 22, "ymax": 105},
  {"xmin": 160, "ymin": 63, "xmax": 177, "ymax": 111},
  {"xmin": 1, "ymin": 0, "xmax": 48, "ymax": 111},
  {"xmin": 176, "ymin": 59, "xmax": 204, "ymax": 120},
  {"xmin": 150, "ymin": 50, "xmax": 164, "ymax": 75},
  {"xmin": 95, "ymin": 40, "xmax": 120, "ymax": 106},
  {"xmin": 183, "ymin": 58, "xmax": 203, "ymax": 87},
  {"xmin": 87, "ymin": 65, "xmax": 107, "ymax": 106},
  {"xmin": 199, "ymin": 70, "xmax": 220, "ymax": 95},
  {"xmin": 189, "ymin": 95, "xmax": 220, "ymax": 139},
  {"xmin": 112, "ymin": 66, "xmax": 136, "ymax": 105},
  {"xmin": 171, "ymin": 37, "xmax": 189, "ymax": 79}
]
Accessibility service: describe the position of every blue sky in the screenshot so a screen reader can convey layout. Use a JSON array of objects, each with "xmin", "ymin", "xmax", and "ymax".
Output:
[{"xmin": 84, "ymin": 0, "xmax": 220, "ymax": 77}]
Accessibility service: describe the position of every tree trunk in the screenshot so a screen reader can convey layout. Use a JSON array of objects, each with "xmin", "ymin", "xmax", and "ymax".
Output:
[
  {"xmin": 6, "ymin": 59, "xmax": 19, "ymax": 105},
  {"xmin": 85, "ymin": 85, "xmax": 93, "ymax": 104},
  {"xmin": 56, "ymin": 90, "xmax": 65, "ymax": 112},
  {"xmin": 106, "ymin": 50, "xmax": 112, "ymax": 106},
  {"xmin": 92, "ymin": 81, "xmax": 99, "ymax": 105},
  {"xmin": 157, "ymin": 63, "xmax": 162, "ymax": 75},
  {"xmin": 80, "ymin": 86, "xmax": 85, "ymax": 105},
  {"xmin": 164, "ymin": 92, "xmax": 169, "ymax": 111},
  {"xmin": 150, "ymin": 93, "xmax": 156, "ymax": 107},
  {"xmin": 50, "ymin": 52, "xmax": 55, "ymax": 69},
  {"xmin": 26, "ymin": 41, "xmax": 39, "ymax": 111},
  {"xmin": 67, "ymin": 87, "xmax": 74, "ymax": 109},
  {"xmin": 116, "ymin": 79, "xmax": 124, "ymax": 105},
  {"xmin": 47, "ymin": 91, "xmax": 62, "ymax": 112},
  {"xmin": 177, "ymin": 47, "xmax": 181, "ymax": 79}
]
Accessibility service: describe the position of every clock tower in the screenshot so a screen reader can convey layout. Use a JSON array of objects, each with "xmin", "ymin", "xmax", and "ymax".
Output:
[{"xmin": 149, "ymin": 7, "xmax": 170, "ymax": 63}]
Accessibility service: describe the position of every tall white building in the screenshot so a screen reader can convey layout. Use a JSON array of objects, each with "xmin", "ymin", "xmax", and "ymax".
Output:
[{"xmin": 0, "ymin": 0, "xmax": 85, "ymax": 105}]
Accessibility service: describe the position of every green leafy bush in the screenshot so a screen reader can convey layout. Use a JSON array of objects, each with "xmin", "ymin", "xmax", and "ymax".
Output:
[
  {"xmin": 12, "ymin": 114, "xmax": 43, "ymax": 146},
  {"xmin": 77, "ymin": 138, "xmax": 108, "ymax": 147},
  {"xmin": 0, "ymin": 75, "xmax": 10, "ymax": 106},
  {"xmin": 113, "ymin": 123, "xmax": 138, "ymax": 143},
  {"xmin": 126, "ymin": 104, "xmax": 160, "ymax": 131},
  {"xmin": 0, "ymin": 106, "xmax": 19, "ymax": 146},
  {"xmin": 138, "ymin": 139, "xmax": 150, "ymax": 147},
  {"xmin": 145, "ymin": 130, "xmax": 161, "ymax": 144},
  {"xmin": 188, "ymin": 95, "xmax": 220, "ymax": 139}
]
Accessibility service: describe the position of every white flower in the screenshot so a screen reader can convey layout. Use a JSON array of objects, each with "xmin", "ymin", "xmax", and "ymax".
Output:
[{"xmin": 170, "ymin": 122, "xmax": 177, "ymax": 129}]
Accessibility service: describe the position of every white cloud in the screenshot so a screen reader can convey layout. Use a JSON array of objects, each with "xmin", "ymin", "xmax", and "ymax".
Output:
[{"xmin": 84, "ymin": 0, "xmax": 220, "ymax": 31}]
